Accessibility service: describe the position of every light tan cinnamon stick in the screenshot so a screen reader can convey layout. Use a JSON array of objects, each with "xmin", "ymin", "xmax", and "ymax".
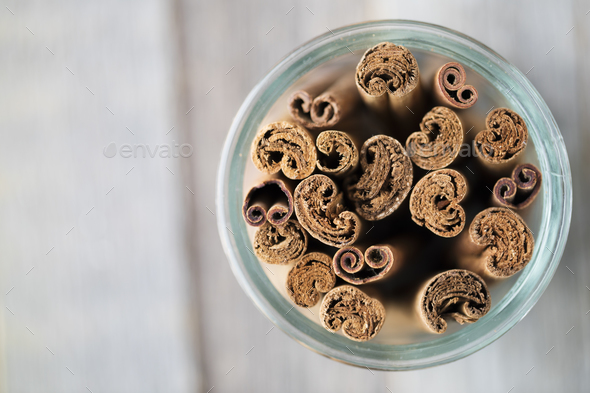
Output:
[
  {"xmin": 333, "ymin": 244, "xmax": 396, "ymax": 285},
  {"xmin": 288, "ymin": 77, "xmax": 360, "ymax": 130},
  {"xmin": 416, "ymin": 269, "xmax": 491, "ymax": 334},
  {"xmin": 294, "ymin": 174, "xmax": 361, "ymax": 247},
  {"xmin": 474, "ymin": 108, "xmax": 528, "ymax": 165},
  {"xmin": 346, "ymin": 135, "xmax": 413, "ymax": 221},
  {"xmin": 409, "ymin": 169, "xmax": 467, "ymax": 237},
  {"xmin": 406, "ymin": 106, "xmax": 463, "ymax": 170},
  {"xmin": 467, "ymin": 207, "xmax": 534, "ymax": 278},
  {"xmin": 251, "ymin": 121, "xmax": 317, "ymax": 180},
  {"xmin": 493, "ymin": 163, "xmax": 542, "ymax": 209},
  {"xmin": 355, "ymin": 42, "xmax": 420, "ymax": 116},
  {"xmin": 319, "ymin": 285, "xmax": 385, "ymax": 342},
  {"xmin": 286, "ymin": 252, "xmax": 335, "ymax": 307},
  {"xmin": 253, "ymin": 220, "xmax": 308, "ymax": 265},
  {"xmin": 242, "ymin": 179, "xmax": 294, "ymax": 227},
  {"xmin": 315, "ymin": 130, "xmax": 359, "ymax": 176},
  {"xmin": 434, "ymin": 62, "xmax": 478, "ymax": 109}
]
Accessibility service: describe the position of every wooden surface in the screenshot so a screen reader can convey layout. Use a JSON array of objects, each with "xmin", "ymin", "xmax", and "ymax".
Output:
[{"xmin": 1, "ymin": 0, "xmax": 589, "ymax": 392}]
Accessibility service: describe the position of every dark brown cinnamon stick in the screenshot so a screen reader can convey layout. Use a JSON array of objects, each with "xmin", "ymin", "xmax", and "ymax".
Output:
[
  {"xmin": 346, "ymin": 135, "xmax": 413, "ymax": 221},
  {"xmin": 315, "ymin": 130, "xmax": 359, "ymax": 176},
  {"xmin": 406, "ymin": 106, "xmax": 463, "ymax": 170},
  {"xmin": 333, "ymin": 244, "xmax": 396, "ymax": 285},
  {"xmin": 251, "ymin": 121, "xmax": 317, "ymax": 180},
  {"xmin": 253, "ymin": 220, "xmax": 308, "ymax": 265},
  {"xmin": 294, "ymin": 174, "xmax": 361, "ymax": 247},
  {"xmin": 416, "ymin": 269, "xmax": 491, "ymax": 334},
  {"xmin": 289, "ymin": 77, "xmax": 360, "ymax": 130},
  {"xmin": 242, "ymin": 179, "xmax": 294, "ymax": 227},
  {"xmin": 467, "ymin": 207, "xmax": 534, "ymax": 278},
  {"xmin": 434, "ymin": 62, "xmax": 478, "ymax": 109},
  {"xmin": 355, "ymin": 42, "xmax": 420, "ymax": 116},
  {"xmin": 493, "ymin": 163, "xmax": 542, "ymax": 209},
  {"xmin": 474, "ymin": 108, "xmax": 528, "ymax": 165},
  {"xmin": 286, "ymin": 252, "xmax": 335, "ymax": 307},
  {"xmin": 319, "ymin": 285, "xmax": 385, "ymax": 342},
  {"xmin": 409, "ymin": 169, "xmax": 467, "ymax": 237}
]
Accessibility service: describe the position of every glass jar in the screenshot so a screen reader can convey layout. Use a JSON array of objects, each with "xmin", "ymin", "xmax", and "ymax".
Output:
[{"xmin": 216, "ymin": 20, "xmax": 572, "ymax": 370}]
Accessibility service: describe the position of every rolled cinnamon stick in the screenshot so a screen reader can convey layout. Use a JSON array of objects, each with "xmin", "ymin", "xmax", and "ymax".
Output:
[
  {"xmin": 315, "ymin": 130, "xmax": 359, "ymax": 176},
  {"xmin": 355, "ymin": 42, "xmax": 420, "ymax": 117},
  {"xmin": 242, "ymin": 179, "xmax": 294, "ymax": 227},
  {"xmin": 286, "ymin": 252, "xmax": 335, "ymax": 307},
  {"xmin": 294, "ymin": 174, "xmax": 361, "ymax": 247},
  {"xmin": 409, "ymin": 169, "xmax": 467, "ymax": 237},
  {"xmin": 493, "ymin": 163, "xmax": 542, "ymax": 209},
  {"xmin": 333, "ymin": 244, "xmax": 397, "ymax": 285},
  {"xmin": 319, "ymin": 285, "xmax": 386, "ymax": 342},
  {"xmin": 406, "ymin": 106, "xmax": 463, "ymax": 170},
  {"xmin": 434, "ymin": 62, "xmax": 478, "ymax": 109},
  {"xmin": 253, "ymin": 220, "xmax": 308, "ymax": 265},
  {"xmin": 251, "ymin": 121, "xmax": 317, "ymax": 180},
  {"xmin": 416, "ymin": 269, "xmax": 491, "ymax": 334},
  {"xmin": 289, "ymin": 77, "xmax": 360, "ymax": 130},
  {"xmin": 346, "ymin": 135, "xmax": 413, "ymax": 221},
  {"xmin": 474, "ymin": 108, "xmax": 528, "ymax": 165},
  {"xmin": 467, "ymin": 207, "xmax": 534, "ymax": 278}
]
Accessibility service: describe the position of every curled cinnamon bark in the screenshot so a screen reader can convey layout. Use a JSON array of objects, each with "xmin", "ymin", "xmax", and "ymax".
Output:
[
  {"xmin": 316, "ymin": 131, "xmax": 359, "ymax": 176},
  {"xmin": 253, "ymin": 220, "xmax": 308, "ymax": 265},
  {"xmin": 286, "ymin": 252, "xmax": 335, "ymax": 307},
  {"xmin": 251, "ymin": 121, "xmax": 317, "ymax": 180},
  {"xmin": 242, "ymin": 179, "xmax": 294, "ymax": 227},
  {"xmin": 406, "ymin": 106, "xmax": 463, "ymax": 170},
  {"xmin": 493, "ymin": 163, "xmax": 542, "ymax": 209},
  {"xmin": 409, "ymin": 169, "xmax": 467, "ymax": 237},
  {"xmin": 469, "ymin": 207, "xmax": 534, "ymax": 277},
  {"xmin": 333, "ymin": 245, "xmax": 395, "ymax": 285},
  {"xmin": 355, "ymin": 42, "xmax": 420, "ymax": 114},
  {"xmin": 434, "ymin": 62, "xmax": 478, "ymax": 109},
  {"xmin": 474, "ymin": 108, "xmax": 528, "ymax": 165},
  {"xmin": 417, "ymin": 269, "xmax": 491, "ymax": 334},
  {"xmin": 288, "ymin": 77, "xmax": 359, "ymax": 130},
  {"xmin": 320, "ymin": 285, "xmax": 385, "ymax": 342},
  {"xmin": 294, "ymin": 174, "xmax": 361, "ymax": 247},
  {"xmin": 347, "ymin": 135, "xmax": 413, "ymax": 221}
]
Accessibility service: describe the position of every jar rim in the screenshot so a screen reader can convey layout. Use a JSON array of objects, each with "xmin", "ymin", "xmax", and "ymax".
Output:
[{"xmin": 216, "ymin": 20, "xmax": 572, "ymax": 370}]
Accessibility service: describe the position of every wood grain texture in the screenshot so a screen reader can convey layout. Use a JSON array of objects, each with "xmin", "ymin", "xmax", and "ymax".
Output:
[
  {"xmin": 0, "ymin": 0, "xmax": 588, "ymax": 392},
  {"xmin": 0, "ymin": 0, "xmax": 199, "ymax": 392}
]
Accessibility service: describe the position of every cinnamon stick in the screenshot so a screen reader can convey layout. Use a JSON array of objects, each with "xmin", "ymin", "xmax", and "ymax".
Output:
[
  {"xmin": 346, "ymin": 135, "xmax": 413, "ymax": 221},
  {"xmin": 251, "ymin": 121, "xmax": 317, "ymax": 180},
  {"xmin": 333, "ymin": 244, "xmax": 396, "ymax": 285},
  {"xmin": 315, "ymin": 130, "xmax": 359, "ymax": 176},
  {"xmin": 288, "ymin": 77, "xmax": 360, "ymax": 130},
  {"xmin": 416, "ymin": 269, "xmax": 491, "ymax": 334},
  {"xmin": 253, "ymin": 220, "xmax": 308, "ymax": 265},
  {"xmin": 355, "ymin": 42, "xmax": 420, "ymax": 116},
  {"xmin": 467, "ymin": 207, "xmax": 534, "ymax": 278},
  {"xmin": 409, "ymin": 169, "xmax": 467, "ymax": 237},
  {"xmin": 474, "ymin": 108, "xmax": 528, "ymax": 165},
  {"xmin": 242, "ymin": 179, "xmax": 294, "ymax": 227},
  {"xmin": 493, "ymin": 163, "xmax": 542, "ymax": 209},
  {"xmin": 319, "ymin": 285, "xmax": 385, "ymax": 342},
  {"xmin": 406, "ymin": 106, "xmax": 463, "ymax": 170},
  {"xmin": 434, "ymin": 62, "xmax": 478, "ymax": 109},
  {"xmin": 286, "ymin": 252, "xmax": 335, "ymax": 307},
  {"xmin": 294, "ymin": 174, "xmax": 361, "ymax": 247}
]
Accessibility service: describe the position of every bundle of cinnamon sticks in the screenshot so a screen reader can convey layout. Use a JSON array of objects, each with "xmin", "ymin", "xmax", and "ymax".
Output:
[{"xmin": 243, "ymin": 42, "xmax": 540, "ymax": 342}]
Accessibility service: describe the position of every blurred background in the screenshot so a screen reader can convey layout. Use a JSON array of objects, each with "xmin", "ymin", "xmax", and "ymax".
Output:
[{"xmin": 0, "ymin": 0, "xmax": 588, "ymax": 392}]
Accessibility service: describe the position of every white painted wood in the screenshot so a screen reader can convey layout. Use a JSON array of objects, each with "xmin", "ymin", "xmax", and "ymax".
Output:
[{"xmin": 1, "ymin": 0, "xmax": 587, "ymax": 392}]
